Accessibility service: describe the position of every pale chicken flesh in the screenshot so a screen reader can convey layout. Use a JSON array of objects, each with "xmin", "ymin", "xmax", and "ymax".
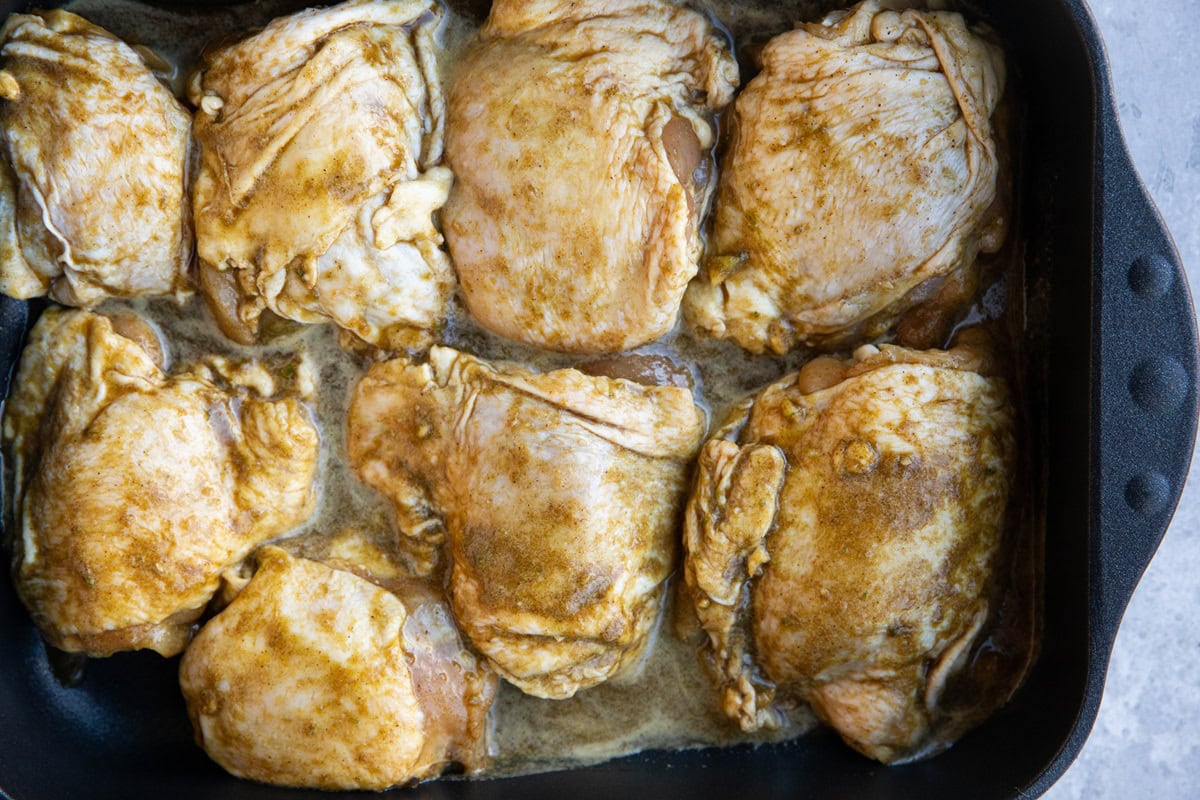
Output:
[
  {"xmin": 349, "ymin": 346, "xmax": 705, "ymax": 698},
  {"xmin": 189, "ymin": 0, "xmax": 453, "ymax": 348},
  {"xmin": 443, "ymin": 0, "xmax": 738, "ymax": 353},
  {"xmin": 683, "ymin": 335, "xmax": 1014, "ymax": 762},
  {"xmin": 685, "ymin": 0, "xmax": 1007, "ymax": 353},
  {"xmin": 180, "ymin": 546, "xmax": 497, "ymax": 790},
  {"xmin": 0, "ymin": 10, "xmax": 191, "ymax": 306},
  {"xmin": 3, "ymin": 309, "xmax": 319, "ymax": 656}
]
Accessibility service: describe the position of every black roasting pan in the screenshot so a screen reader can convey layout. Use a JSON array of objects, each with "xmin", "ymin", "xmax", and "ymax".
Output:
[{"xmin": 0, "ymin": 0, "xmax": 1195, "ymax": 798}]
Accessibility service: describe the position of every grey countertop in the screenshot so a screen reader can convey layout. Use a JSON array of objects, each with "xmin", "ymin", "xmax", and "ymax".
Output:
[{"xmin": 1047, "ymin": 0, "xmax": 1200, "ymax": 797}]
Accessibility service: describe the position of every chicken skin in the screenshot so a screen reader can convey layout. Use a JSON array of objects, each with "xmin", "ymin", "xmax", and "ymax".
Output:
[
  {"xmin": 443, "ymin": 0, "xmax": 738, "ymax": 352},
  {"xmin": 3, "ymin": 309, "xmax": 319, "ymax": 656},
  {"xmin": 683, "ymin": 334, "xmax": 1014, "ymax": 762},
  {"xmin": 180, "ymin": 546, "xmax": 496, "ymax": 790},
  {"xmin": 190, "ymin": 0, "xmax": 452, "ymax": 348},
  {"xmin": 0, "ymin": 10, "xmax": 191, "ymax": 306},
  {"xmin": 349, "ymin": 347, "xmax": 705, "ymax": 698},
  {"xmin": 685, "ymin": 1, "xmax": 1007, "ymax": 353}
]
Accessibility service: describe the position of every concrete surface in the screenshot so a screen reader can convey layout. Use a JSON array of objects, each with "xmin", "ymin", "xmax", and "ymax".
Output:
[{"xmin": 1047, "ymin": 0, "xmax": 1200, "ymax": 797}]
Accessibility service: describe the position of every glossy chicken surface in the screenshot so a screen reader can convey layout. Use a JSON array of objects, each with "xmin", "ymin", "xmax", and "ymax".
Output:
[
  {"xmin": 443, "ymin": 0, "xmax": 738, "ymax": 352},
  {"xmin": 685, "ymin": 0, "xmax": 1006, "ymax": 353},
  {"xmin": 180, "ymin": 546, "xmax": 496, "ymax": 790},
  {"xmin": 3, "ymin": 309, "xmax": 319, "ymax": 656},
  {"xmin": 349, "ymin": 346, "xmax": 705, "ymax": 697},
  {"xmin": 190, "ymin": 0, "xmax": 452, "ymax": 348},
  {"xmin": 0, "ymin": 10, "xmax": 191, "ymax": 306},
  {"xmin": 683, "ymin": 335, "xmax": 1014, "ymax": 762}
]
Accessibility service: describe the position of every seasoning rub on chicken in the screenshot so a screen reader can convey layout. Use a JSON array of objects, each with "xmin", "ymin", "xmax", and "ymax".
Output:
[
  {"xmin": 3, "ymin": 309, "xmax": 319, "ymax": 657},
  {"xmin": 683, "ymin": 333, "xmax": 1015, "ymax": 763},
  {"xmin": 181, "ymin": 546, "xmax": 497, "ymax": 790},
  {"xmin": 0, "ymin": 10, "xmax": 192, "ymax": 306},
  {"xmin": 443, "ymin": 0, "xmax": 738, "ymax": 353},
  {"xmin": 685, "ymin": 0, "xmax": 1007, "ymax": 353},
  {"xmin": 349, "ymin": 346, "xmax": 705, "ymax": 698},
  {"xmin": 190, "ymin": 0, "xmax": 453, "ymax": 349}
]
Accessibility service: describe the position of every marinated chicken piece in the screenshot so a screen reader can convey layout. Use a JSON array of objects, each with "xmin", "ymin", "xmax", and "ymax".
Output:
[
  {"xmin": 349, "ymin": 346, "xmax": 705, "ymax": 697},
  {"xmin": 0, "ymin": 10, "xmax": 191, "ymax": 306},
  {"xmin": 685, "ymin": 1, "xmax": 1007, "ymax": 353},
  {"xmin": 443, "ymin": 0, "xmax": 738, "ymax": 352},
  {"xmin": 3, "ymin": 309, "xmax": 319, "ymax": 657},
  {"xmin": 180, "ymin": 546, "xmax": 496, "ymax": 790},
  {"xmin": 683, "ymin": 334, "xmax": 1014, "ymax": 762},
  {"xmin": 189, "ymin": 0, "xmax": 452, "ymax": 348}
]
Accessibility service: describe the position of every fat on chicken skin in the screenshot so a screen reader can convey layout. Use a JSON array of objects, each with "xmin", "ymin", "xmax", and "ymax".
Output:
[
  {"xmin": 349, "ymin": 346, "xmax": 705, "ymax": 698},
  {"xmin": 189, "ymin": 0, "xmax": 453, "ymax": 348},
  {"xmin": 3, "ymin": 309, "xmax": 319, "ymax": 657},
  {"xmin": 0, "ymin": 10, "xmax": 192, "ymax": 306},
  {"xmin": 683, "ymin": 334, "xmax": 1015, "ymax": 763},
  {"xmin": 685, "ymin": 1, "xmax": 1007, "ymax": 353},
  {"xmin": 443, "ymin": 0, "xmax": 738, "ymax": 353}
]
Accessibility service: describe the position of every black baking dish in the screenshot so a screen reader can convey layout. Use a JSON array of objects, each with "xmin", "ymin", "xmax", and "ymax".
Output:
[{"xmin": 0, "ymin": 0, "xmax": 1195, "ymax": 798}]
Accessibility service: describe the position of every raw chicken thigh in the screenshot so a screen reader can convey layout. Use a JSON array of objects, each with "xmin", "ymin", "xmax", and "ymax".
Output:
[
  {"xmin": 683, "ymin": 334, "xmax": 1014, "ymax": 762},
  {"xmin": 349, "ymin": 347, "xmax": 705, "ymax": 698},
  {"xmin": 190, "ymin": 0, "xmax": 452, "ymax": 348},
  {"xmin": 685, "ymin": 1, "xmax": 1007, "ymax": 353},
  {"xmin": 180, "ymin": 546, "xmax": 496, "ymax": 790},
  {"xmin": 443, "ymin": 0, "xmax": 738, "ymax": 352},
  {"xmin": 3, "ymin": 309, "xmax": 319, "ymax": 656},
  {"xmin": 0, "ymin": 10, "xmax": 191, "ymax": 306}
]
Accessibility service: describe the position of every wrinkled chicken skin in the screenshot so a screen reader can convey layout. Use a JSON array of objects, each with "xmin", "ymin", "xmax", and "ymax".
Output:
[
  {"xmin": 683, "ymin": 336, "xmax": 1014, "ymax": 762},
  {"xmin": 0, "ymin": 10, "xmax": 191, "ymax": 306},
  {"xmin": 180, "ymin": 546, "xmax": 496, "ymax": 790},
  {"xmin": 349, "ymin": 346, "xmax": 705, "ymax": 698},
  {"xmin": 190, "ymin": 0, "xmax": 452, "ymax": 348},
  {"xmin": 685, "ymin": 1, "xmax": 1007, "ymax": 353},
  {"xmin": 3, "ymin": 309, "xmax": 319, "ymax": 656},
  {"xmin": 444, "ymin": 0, "xmax": 738, "ymax": 353}
]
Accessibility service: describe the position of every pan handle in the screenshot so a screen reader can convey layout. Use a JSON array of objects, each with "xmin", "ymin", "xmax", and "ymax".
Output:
[{"xmin": 1093, "ymin": 107, "xmax": 1198, "ymax": 639}]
